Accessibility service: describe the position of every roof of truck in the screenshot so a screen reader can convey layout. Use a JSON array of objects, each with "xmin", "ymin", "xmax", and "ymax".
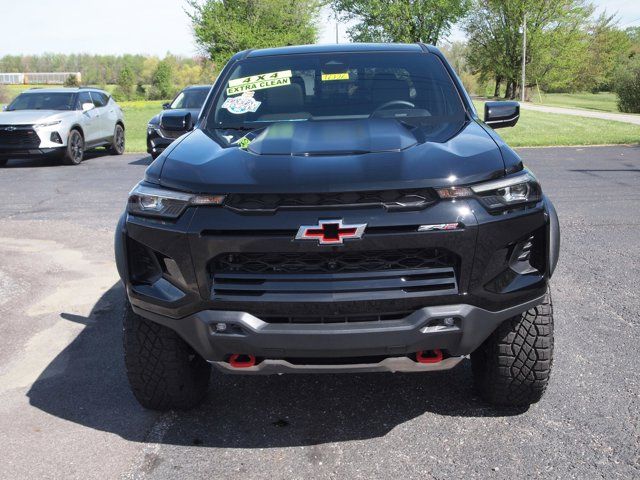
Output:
[{"xmin": 244, "ymin": 43, "xmax": 428, "ymax": 58}]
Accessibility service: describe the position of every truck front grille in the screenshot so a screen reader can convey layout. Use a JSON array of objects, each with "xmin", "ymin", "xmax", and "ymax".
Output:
[
  {"xmin": 210, "ymin": 249, "xmax": 458, "ymax": 301},
  {"xmin": 224, "ymin": 188, "xmax": 437, "ymax": 212},
  {"xmin": 261, "ymin": 311, "xmax": 413, "ymax": 324},
  {"xmin": 213, "ymin": 249, "xmax": 454, "ymax": 274},
  {"xmin": 0, "ymin": 125, "xmax": 39, "ymax": 148}
]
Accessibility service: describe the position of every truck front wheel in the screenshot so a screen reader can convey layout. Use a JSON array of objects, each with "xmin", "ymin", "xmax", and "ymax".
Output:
[
  {"xmin": 471, "ymin": 290, "xmax": 554, "ymax": 407},
  {"xmin": 123, "ymin": 299, "xmax": 211, "ymax": 410}
]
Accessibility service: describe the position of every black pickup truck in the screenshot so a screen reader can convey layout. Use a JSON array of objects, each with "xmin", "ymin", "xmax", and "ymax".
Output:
[{"xmin": 116, "ymin": 43, "xmax": 560, "ymax": 410}]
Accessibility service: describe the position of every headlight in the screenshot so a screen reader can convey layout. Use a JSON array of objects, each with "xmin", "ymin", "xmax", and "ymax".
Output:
[
  {"xmin": 436, "ymin": 172, "xmax": 541, "ymax": 211},
  {"xmin": 34, "ymin": 120, "xmax": 62, "ymax": 129},
  {"xmin": 128, "ymin": 184, "xmax": 225, "ymax": 219},
  {"xmin": 147, "ymin": 123, "xmax": 159, "ymax": 130}
]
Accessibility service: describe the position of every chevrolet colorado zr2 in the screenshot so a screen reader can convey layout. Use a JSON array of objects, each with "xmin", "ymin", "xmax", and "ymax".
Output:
[{"xmin": 115, "ymin": 43, "xmax": 560, "ymax": 410}]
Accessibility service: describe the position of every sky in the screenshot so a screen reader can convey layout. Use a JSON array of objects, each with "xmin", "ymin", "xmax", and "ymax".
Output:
[{"xmin": 0, "ymin": 0, "xmax": 639, "ymax": 57}]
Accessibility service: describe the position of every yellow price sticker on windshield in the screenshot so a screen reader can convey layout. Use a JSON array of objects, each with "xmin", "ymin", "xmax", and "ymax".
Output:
[
  {"xmin": 322, "ymin": 72, "xmax": 349, "ymax": 81},
  {"xmin": 227, "ymin": 70, "xmax": 292, "ymax": 95}
]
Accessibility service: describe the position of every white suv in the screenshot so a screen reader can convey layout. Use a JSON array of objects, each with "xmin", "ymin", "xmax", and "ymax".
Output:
[{"xmin": 0, "ymin": 88, "xmax": 125, "ymax": 165}]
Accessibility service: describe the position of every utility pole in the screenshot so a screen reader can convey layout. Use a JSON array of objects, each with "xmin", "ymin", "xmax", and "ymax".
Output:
[
  {"xmin": 336, "ymin": 21, "xmax": 339, "ymax": 44},
  {"xmin": 521, "ymin": 12, "xmax": 527, "ymax": 102}
]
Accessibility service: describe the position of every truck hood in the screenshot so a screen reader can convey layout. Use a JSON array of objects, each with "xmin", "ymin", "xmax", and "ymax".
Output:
[
  {"xmin": 0, "ymin": 110, "xmax": 69, "ymax": 125},
  {"xmin": 156, "ymin": 119, "xmax": 506, "ymax": 193}
]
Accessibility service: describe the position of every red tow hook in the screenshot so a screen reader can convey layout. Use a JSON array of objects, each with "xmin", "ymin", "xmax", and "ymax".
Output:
[
  {"xmin": 416, "ymin": 349, "xmax": 443, "ymax": 364},
  {"xmin": 229, "ymin": 354, "xmax": 256, "ymax": 368}
]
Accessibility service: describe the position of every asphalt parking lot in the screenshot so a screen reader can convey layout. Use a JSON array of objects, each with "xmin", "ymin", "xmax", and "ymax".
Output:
[{"xmin": 0, "ymin": 145, "xmax": 638, "ymax": 479}]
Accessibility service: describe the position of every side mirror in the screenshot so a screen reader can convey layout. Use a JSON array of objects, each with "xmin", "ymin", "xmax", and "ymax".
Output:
[
  {"xmin": 162, "ymin": 103, "xmax": 171, "ymax": 110},
  {"xmin": 484, "ymin": 101, "xmax": 520, "ymax": 129},
  {"xmin": 160, "ymin": 110, "xmax": 193, "ymax": 132},
  {"xmin": 82, "ymin": 102, "xmax": 95, "ymax": 112},
  {"xmin": 1, "ymin": 105, "xmax": 7, "ymax": 112}
]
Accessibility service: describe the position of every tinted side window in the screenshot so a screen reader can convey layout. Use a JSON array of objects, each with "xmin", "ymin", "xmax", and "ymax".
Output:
[
  {"xmin": 91, "ymin": 92, "xmax": 108, "ymax": 107},
  {"xmin": 76, "ymin": 92, "xmax": 92, "ymax": 109}
]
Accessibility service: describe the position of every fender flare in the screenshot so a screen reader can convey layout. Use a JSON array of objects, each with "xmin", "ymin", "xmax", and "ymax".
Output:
[
  {"xmin": 544, "ymin": 195, "xmax": 560, "ymax": 277},
  {"xmin": 114, "ymin": 212, "xmax": 128, "ymax": 282}
]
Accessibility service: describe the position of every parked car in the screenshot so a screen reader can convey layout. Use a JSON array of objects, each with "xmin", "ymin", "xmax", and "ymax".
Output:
[
  {"xmin": 0, "ymin": 87, "xmax": 125, "ymax": 165},
  {"xmin": 146, "ymin": 85, "xmax": 211, "ymax": 159},
  {"xmin": 116, "ymin": 43, "xmax": 560, "ymax": 410}
]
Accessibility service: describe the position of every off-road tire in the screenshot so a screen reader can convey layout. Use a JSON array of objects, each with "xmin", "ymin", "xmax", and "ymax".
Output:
[
  {"xmin": 123, "ymin": 300, "xmax": 211, "ymax": 410},
  {"xmin": 471, "ymin": 290, "xmax": 554, "ymax": 407},
  {"xmin": 110, "ymin": 124, "xmax": 125, "ymax": 155},
  {"xmin": 62, "ymin": 129, "xmax": 84, "ymax": 165}
]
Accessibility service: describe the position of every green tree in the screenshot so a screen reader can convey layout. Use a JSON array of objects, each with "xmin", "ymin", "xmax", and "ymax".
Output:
[
  {"xmin": 440, "ymin": 41, "xmax": 479, "ymax": 94},
  {"xmin": 151, "ymin": 60, "xmax": 174, "ymax": 99},
  {"xmin": 187, "ymin": 0, "xmax": 324, "ymax": 70},
  {"xmin": 613, "ymin": 55, "xmax": 640, "ymax": 113},
  {"xmin": 575, "ymin": 14, "xmax": 632, "ymax": 92},
  {"xmin": 464, "ymin": 0, "xmax": 593, "ymax": 99},
  {"xmin": 0, "ymin": 53, "xmax": 207, "ymax": 88},
  {"xmin": 331, "ymin": 0, "xmax": 469, "ymax": 44},
  {"xmin": 115, "ymin": 65, "xmax": 135, "ymax": 100},
  {"xmin": 626, "ymin": 26, "xmax": 640, "ymax": 57}
]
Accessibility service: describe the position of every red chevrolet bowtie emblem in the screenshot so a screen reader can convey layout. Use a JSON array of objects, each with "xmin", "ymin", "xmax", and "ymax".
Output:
[{"xmin": 296, "ymin": 219, "xmax": 367, "ymax": 245}]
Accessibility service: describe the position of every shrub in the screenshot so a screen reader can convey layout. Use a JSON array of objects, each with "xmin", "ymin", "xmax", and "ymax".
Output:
[
  {"xmin": 613, "ymin": 56, "xmax": 640, "ymax": 113},
  {"xmin": 64, "ymin": 74, "xmax": 80, "ymax": 87},
  {"xmin": 146, "ymin": 86, "xmax": 166, "ymax": 101},
  {"xmin": 135, "ymin": 83, "xmax": 147, "ymax": 100},
  {"xmin": 0, "ymin": 84, "xmax": 9, "ymax": 104}
]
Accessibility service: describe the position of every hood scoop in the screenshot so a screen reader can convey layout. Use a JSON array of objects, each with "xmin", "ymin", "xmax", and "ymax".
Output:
[{"xmin": 248, "ymin": 119, "xmax": 418, "ymax": 156}]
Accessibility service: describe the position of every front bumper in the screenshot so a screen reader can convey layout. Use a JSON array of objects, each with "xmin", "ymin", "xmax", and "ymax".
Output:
[
  {"xmin": 132, "ymin": 294, "xmax": 545, "ymax": 367},
  {"xmin": 116, "ymin": 194, "xmax": 559, "ymax": 368},
  {"xmin": 0, "ymin": 147, "xmax": 65, "ymax": 158}
]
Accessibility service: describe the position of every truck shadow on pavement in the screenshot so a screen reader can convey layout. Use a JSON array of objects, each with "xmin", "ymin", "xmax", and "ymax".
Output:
[
  {"xmin": 27, "ymin": 282, "xmax": 527, "ymax": 448},
  {"xmin": 128, "ymin": 155, "xmax": 153, "ymax": 166}
]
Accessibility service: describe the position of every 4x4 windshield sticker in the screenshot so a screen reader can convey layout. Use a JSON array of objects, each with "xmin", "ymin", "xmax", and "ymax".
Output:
[
  {"xmin": 227, "ymin": 70, "xmax": 292, "ymax": 96},
  {"xmin": 221, "ymin": 92, "xmax": 261, "ymax": 114},
  {"xmin": 321, "ymin": 72, "xmax": 350, "ymax": 81}
]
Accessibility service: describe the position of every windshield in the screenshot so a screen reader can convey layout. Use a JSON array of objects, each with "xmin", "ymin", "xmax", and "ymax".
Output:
[
  {"xmin": 206, "ymin": 52, "xmax": 466, "ymax": 142},
  {"xmin": 170, "ymin": 88, "xmax": 209, "ymax": 109},
  {"xmin": 7, "ymin": 92, "xmax": 76, "ymax": 111}
]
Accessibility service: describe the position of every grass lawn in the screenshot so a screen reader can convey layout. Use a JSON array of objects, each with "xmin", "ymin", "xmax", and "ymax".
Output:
[
  {"xmin": 528, "ymin": 91, "xmax": 629, "ymax": 114},
  {"xmin": 120, "ymin": 100, "xmax": 165, "ymax": 153},
  {"xmin": 473, "ymin": 100, "xmax": 640, "ymax": 147}
]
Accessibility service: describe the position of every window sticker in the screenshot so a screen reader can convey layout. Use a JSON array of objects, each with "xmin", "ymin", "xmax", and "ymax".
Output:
[
  {"xmin": 237, "ymin": 136, "xmax": 252, "ymax": 149},
  {"xmin": 221, "ymin": 91, "xmax": 261, "ymax": 114},
  {"xmin": 227, "ymin": 70, "xmax": 292, "ymax": 96},
  {"xmin": 321, "ymin": 72, "xmax": 350, "ymax": 81}
]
